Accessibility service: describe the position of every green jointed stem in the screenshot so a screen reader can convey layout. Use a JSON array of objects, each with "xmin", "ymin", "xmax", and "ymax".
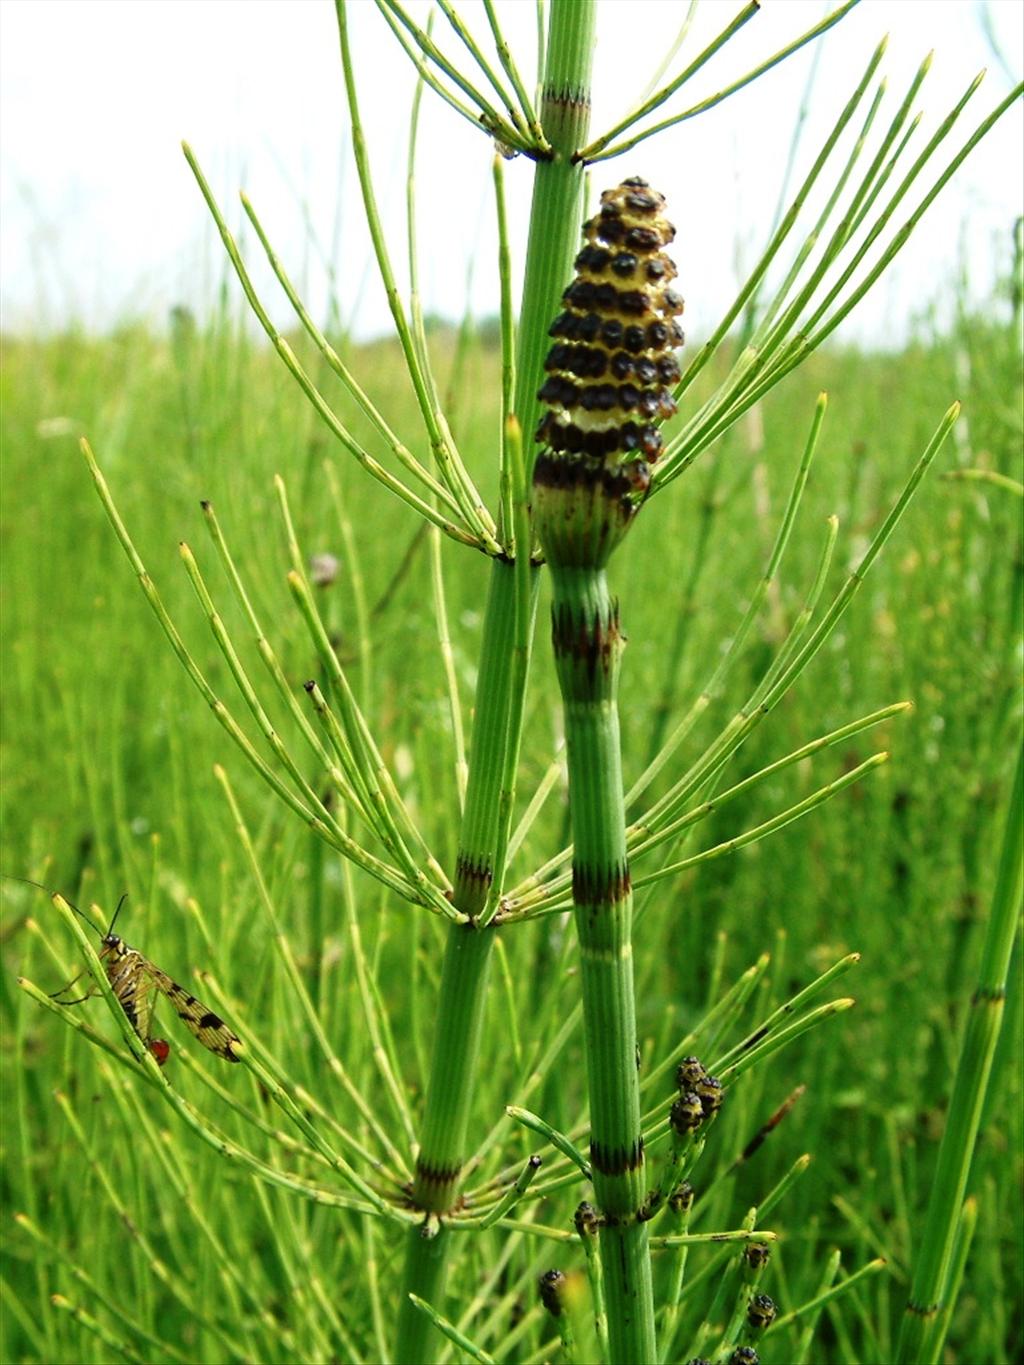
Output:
[
  {"xmin": 515, "ymin": 2, "xmax": 596, "ymax": 484},
  {"xmin": 550, "ymin": 562, "xmax": 655, "ymax": 1363},
  {"xmin": 394, "ymin": 4, "xmax": 595, "ymax": 1360},
  {"xmin": 896, "ymin": 743, "xmax": 1023, "ymax": 1363},
  {"xmin": 533, "ymin": 181, "xmax": 686, "ymax": 1363},
  {"xmin": 393, "ymin": 567, "xmax": 517, "ymax": 1363}
]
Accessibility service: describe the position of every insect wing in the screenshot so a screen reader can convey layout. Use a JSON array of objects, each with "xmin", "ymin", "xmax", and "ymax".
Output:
[
  {"xmin": 104, "ymin": 941, "xmax": 158, "ymax": 1045},
  {"xmin": 51, "ymin": 937, "xmax": 165, "ymax": 1062},
  {"xmin": 149, "ymin": 964, "xmax": 242, "ymax": 1063},
  {"xmin": 43, "ymin": 894, "xmax": 241, "ymax": 1066}
]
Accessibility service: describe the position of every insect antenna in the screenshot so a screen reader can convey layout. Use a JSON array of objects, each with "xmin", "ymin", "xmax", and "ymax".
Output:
[
  {"xmin": 1, "ymin": 874, "xmax": 100, "ymax": 933},
  {"xmin": 1, "ymin": 875, "xmax": 125, "ymax": 1001},
  {"xmin": 2, "ymin": 874, "xmax": 129, "ymax": 938},
  {"xmin": 105, "ymin": 893, "xmax": 128, "ymax": 938}
]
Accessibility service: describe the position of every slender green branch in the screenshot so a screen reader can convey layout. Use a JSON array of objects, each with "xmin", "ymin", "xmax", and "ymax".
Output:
[
  {"xmin": 288, "ymin": 584, "xmax": 450, "ymax": 906},
  {"xmin": 237, "ymin": 191, "xmax": 463, "ymax": 518},
  {"xmin": 457, "ymin": 1156, "xmax": 544, "ymax": 1229},
  {"xmin": 505, "ymin": 752, "xmax": 890, "ymax": 921},
  {"xmin": 639, "ymin": 0, "xmax": 699, "ymax": 104},
  {"xmin": 375, "ymin": 0, "xmax": 534, "ymax": 154},
  {"xmin": 648, "ymin": 1229, "xmax": 777, "ymax": 1251},
  {"xmin": 183, "ymin": 144, "xmax": 485, "ymax": 548},
  {"xmin": 211, "ymin": 764, "xmax": 420, "ymax": 1163},
  {"xmin": 482, "ymin": 0, "xmax": 546, "ymax": 145},
  {"xmin": 631, "ymin": 730, "xmax": 898, "ymax": 864},
  {"xmin": 773, "ymin": 1257, "xmax": 888, "ymax": 1331},
  {"xmin": 494, "ymin": 156, "xmax": 517, "ymax": 542},
  {"xmin": 633, "ymin": 754, "xmax": 887, "ymax": 891},
  {"xmin": 273, "ymin": 477, "xmax": 451, "ymax": 891},
  {"xmin": 712, "ymin": 953, "xmax": 861, "ymax": 1074},
  {"xmin": 941, "ymin": 467, "xmax": 1024, "ymax": 495},
  {"xmin": 506, "ymin": 751, "xmax": 564, "ymax": 863},
  {"xmin": 507, "ymin": 1106, "xmax": 591, "ymax": 1179},
  {"xmin": 83, "ymin": 437, "xmax": 432, "ymax": 906},
  {"xmin": 749, "ymin": 67, "xmax": 983, "ymax": 381},
  {"xmin": 652, "ymin": 71, "xmax": 1019, "ymax": 496},
  {"xmin": 580, "ymin": 0, "xmax": 860, "ymax": 163},
  {"xmin": 429, "ymin": 519, "xmax": 469, "ymax": 808},
  {"xmin": 18, "ymin": 977, "xmax": 380, "ymax": 1217},
  {"xmin": 406, "ymin": 37, "xmax": 447, "ymax": 423},
  {"xmin": 670, "ymin": 39, "xmax": 887, "ymax": 404},
  {"xmin": 435, "ymin": 0, "xmax": 528, "ymax": 139},
  {"xmin": 178, "ymin": 540, "xmax": 412, "ymax": 870},
  {"xmin": 407, "ymin": 1296, "xmax": 496, "ymax": 1365},
  {"xmin": 798, "ymin": 80, "xmax": 1023, "ymax": 357},
  {"xmin": 716, "ymin": 998, "xmax": 856, "ymax": 1085},
  {"xmin": 373, "ymin": 0, "xmax": 503, "ymax": 140},
  {"xmin": 577, "ymin": 0, "xmax": 760, "ymax": 161},
  {"xmin": 197, "ymin": 499, "xmax": 363, "ymax": 816},
  {"xmin": 342, "ymin": 3, "xmax": 505, "ymax": 551},
  {"xmin": 516, "ymin": 699, "xmax": 905, "ymax": 917},
  {"xmin": 481, "ymin": 419, "xmax": 538, "ymax": 924},
  {"xmin": 625, "ymin": 402, "xmax": 955, "ymax": 872},
  {"xmin": 49, "ymin": 1294, "xmax": 143, "ymax": 1365}
]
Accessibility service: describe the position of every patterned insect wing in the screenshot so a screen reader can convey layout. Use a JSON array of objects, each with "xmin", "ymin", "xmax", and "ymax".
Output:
[
  {"xmin": 44, "ymin": 888, "xmax": 241, "ymax": 1065},
  {"xmin": 147, "ymin": 962, "xmax": 242, "ymax": 1063}
]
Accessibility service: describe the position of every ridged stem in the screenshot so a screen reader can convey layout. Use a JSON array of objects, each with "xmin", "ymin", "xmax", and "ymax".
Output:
[
  {"xmin": 393, "ymin": 5, "xmax": 595, "ymax": 1360},
  {"xmin": 896, "ymin": 741, "xmax": 1023, "ymax": 1363},
  {"xmin": 394, "ymin": 564, "xmax": 519, "ymax": 1364},
  {"xmin": 515, "ymin": 1, "xmax": 596, "ymax": 484},
  {"xmin": 531, "ymin": 175, "xmax": 681, "ymax": 1362},
  {"xmin": 549, "ymin": 564, "xmax": 656, "ymax": 1363}
]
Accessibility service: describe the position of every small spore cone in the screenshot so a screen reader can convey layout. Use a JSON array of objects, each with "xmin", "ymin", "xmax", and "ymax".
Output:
[
  {"xmin": 534, "ymin": 177, "xmax": 683, "ymax": 569},
  {"xmin": 538, "ymin": 1269, "xmax": 567, "ymax": 1317},
  {"xmin": 747, "ymin": 1293, "xmax": 777, "ymax": 1331}
]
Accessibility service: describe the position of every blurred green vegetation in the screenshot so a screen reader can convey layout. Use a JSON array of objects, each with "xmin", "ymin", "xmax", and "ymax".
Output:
[{"xmin": 0, "ymin": 280, "xmax": 1020, "ymax": 1362}]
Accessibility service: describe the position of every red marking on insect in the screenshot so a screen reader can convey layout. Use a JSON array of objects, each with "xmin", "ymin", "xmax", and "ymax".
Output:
[{"xmin": 148, "ymin": 1039, "xmax": 171, "ymax": 1066}]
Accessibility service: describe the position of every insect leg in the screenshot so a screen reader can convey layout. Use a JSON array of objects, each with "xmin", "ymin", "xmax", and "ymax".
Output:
[{"xmin": 49, "ymin": 972, "xmax": 97, "ymax": 1004}]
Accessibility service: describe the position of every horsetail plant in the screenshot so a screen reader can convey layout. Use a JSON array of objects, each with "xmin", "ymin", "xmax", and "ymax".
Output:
[
  {"xmin": 529, "ymin": 178, "xmax": 686, "ymax": 1360},
  {"xmin": 15, "ymin": 1, "xmax": 1023, "ymax": 1361}
]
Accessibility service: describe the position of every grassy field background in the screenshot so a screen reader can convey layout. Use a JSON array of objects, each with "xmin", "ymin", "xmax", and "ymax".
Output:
[{"xmin": 1, "ymin": 260, "xmax": 1021, "ymax": 1362}]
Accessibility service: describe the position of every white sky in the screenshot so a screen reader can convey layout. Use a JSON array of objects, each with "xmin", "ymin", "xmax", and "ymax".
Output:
[{"xmin": 1, "ymin": 0, "xmax": 1021, "ymax": 343}]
